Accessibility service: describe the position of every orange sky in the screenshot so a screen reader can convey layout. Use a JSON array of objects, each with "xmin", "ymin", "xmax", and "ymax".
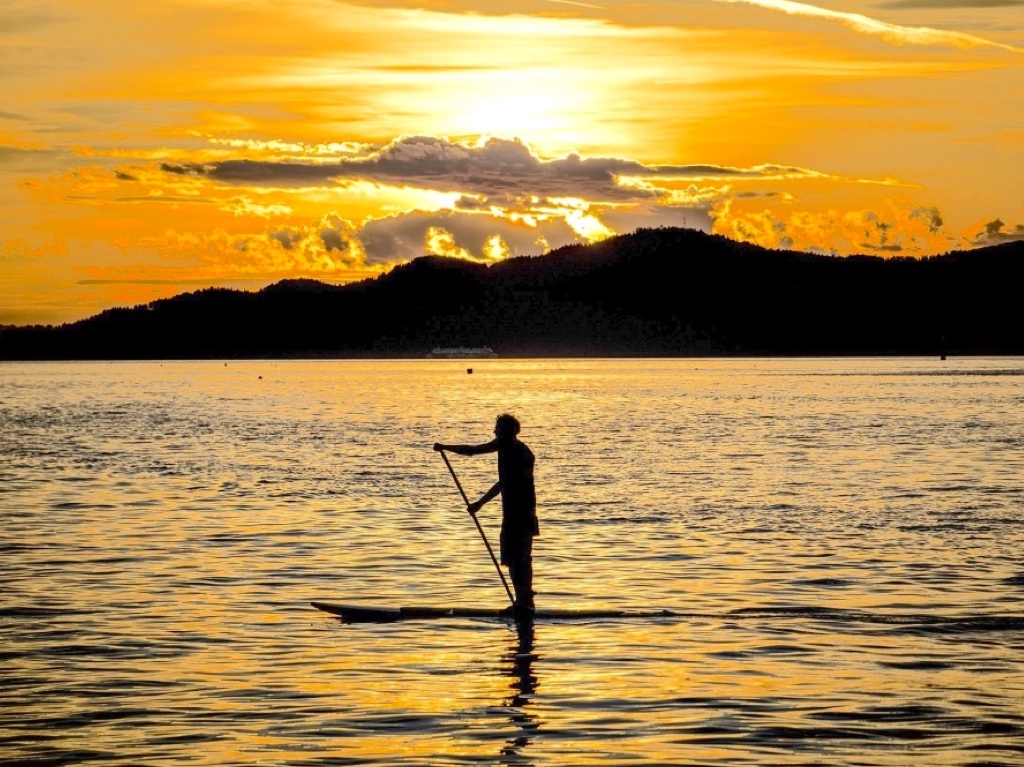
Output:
[{"xmin": 2, "ymin": 0, "xmax": 1022, "ymax": 324}]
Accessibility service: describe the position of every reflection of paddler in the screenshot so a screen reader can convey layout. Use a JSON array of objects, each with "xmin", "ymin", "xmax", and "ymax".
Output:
[
  {"xmin": 502, "ymin": 620, "xmax": 539, "ymax": 759},
  {"xmin": 434, "ymin": 414, "xmax": 538, "ymax": 615}
]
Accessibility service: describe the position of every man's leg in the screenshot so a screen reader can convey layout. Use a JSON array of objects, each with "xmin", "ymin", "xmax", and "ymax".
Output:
[{"xmin": 508, "ymin": 535, "xmax": 534, "ymax": 609}]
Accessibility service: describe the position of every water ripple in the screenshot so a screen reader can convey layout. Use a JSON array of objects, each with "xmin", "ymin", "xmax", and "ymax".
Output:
[{"xmin": 2, "ymin": 358, "xmax": 1023, "ymax": 767}]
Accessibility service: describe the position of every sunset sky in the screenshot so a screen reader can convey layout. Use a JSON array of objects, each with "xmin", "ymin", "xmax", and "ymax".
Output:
[{"xmin": 2, "ymin": 0, "xmax": 1022, "ymax": 325}]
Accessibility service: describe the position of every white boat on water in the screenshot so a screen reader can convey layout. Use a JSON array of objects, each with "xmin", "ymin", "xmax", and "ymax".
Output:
[{"xmin": 427, "ymin": 346, "xmax": 498, "ymax": 358}]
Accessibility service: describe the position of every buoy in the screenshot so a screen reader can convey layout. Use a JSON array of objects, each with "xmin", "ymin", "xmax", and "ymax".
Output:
[{"xmin": 467, "ymin": 368, "xmax": 473, "ymax": 374}]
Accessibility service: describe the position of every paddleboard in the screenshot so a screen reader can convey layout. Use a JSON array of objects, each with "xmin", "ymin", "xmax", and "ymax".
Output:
[{"xmin": 311, "ymin": 601, "xmax": 678, "ymax": 623}]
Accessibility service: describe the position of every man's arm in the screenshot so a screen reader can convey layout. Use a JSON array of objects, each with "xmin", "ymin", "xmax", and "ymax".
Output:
[
  {"xmin": 433, "ymin": 439, "xmax": 499, "ymax": 456},
  {"xmin": 468, "ymin": 481, "xmax": 502, "ymax": 516}
]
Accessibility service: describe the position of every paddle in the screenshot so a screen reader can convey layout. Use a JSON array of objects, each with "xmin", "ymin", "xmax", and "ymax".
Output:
[{"xmin": 439, "ymin": 449, "xmax": 516, "ymax": 607}]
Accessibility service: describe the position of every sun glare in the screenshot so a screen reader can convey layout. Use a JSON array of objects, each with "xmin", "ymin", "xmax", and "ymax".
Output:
[{"xmin": 455, "ymin": 88, "xmax": 571, "ymax": 140}]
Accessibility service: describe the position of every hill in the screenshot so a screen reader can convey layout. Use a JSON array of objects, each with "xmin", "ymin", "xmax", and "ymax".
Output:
[{"xmin": 2, "ymin": 228, "xmax": 1022, "ymax": 358}]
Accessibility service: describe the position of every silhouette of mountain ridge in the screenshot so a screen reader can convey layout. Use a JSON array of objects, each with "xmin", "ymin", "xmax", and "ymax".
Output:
[{"xmin": 1, "ymin": 227, "xmax": 1021, "ymax": 358}]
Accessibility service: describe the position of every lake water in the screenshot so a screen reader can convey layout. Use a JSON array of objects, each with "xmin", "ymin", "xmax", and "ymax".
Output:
[{"xmin": 2, "ymin": 358, "xmax": 1023, "ymax": 766}]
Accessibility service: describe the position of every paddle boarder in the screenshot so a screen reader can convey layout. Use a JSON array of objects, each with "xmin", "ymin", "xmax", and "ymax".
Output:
[{"xmin": 434, "ymin": 414, "xmax": 538, "ymax": 614}]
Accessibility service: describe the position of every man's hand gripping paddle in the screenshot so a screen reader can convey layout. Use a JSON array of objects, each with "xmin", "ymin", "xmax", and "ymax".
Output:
[{"xmin": 438, "ymin": 449, "xmax": 516, "ymax": 607}]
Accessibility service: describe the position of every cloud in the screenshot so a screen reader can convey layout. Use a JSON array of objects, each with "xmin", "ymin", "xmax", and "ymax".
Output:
[
  {"xmin": 1, "ymin": 145, "xmax": 65, "ymax": 167},
  {"xmin": 358, "ymin": 208, "xmax": 581, "ymax": 264},
  {"xmin": 713, "ymin": 0, "xmax": 1024, "ymax": 52},
  {"xmin": 712, "ymin": 196, "xmax": 956, "ymax": 253},
  {"xmin": 268, "ymin": 227, "xmax": 304, "ymax": 250},
  {"xmin": 20, "ymin": 133, "xmax": 978, "ymax": 266},
  {"xmin": 602, "ymin": 201, "xmax": 715, "ymax": 236},
  {"xmin": 222, "ymin": 197, "xmax": 293, "ymax": 218},
  {"xmin": 969, "ymin": 218, "xmax": 1024, "ymax": 245},
  {"xmin": 874, "ymin": 0, "xmax": 1024, "ymax": 7},
  {"xmin": 113, "ymin": 216, "xmax": 371, "ymax": 282},
  {"xmin": 177, "ymin": 136, "xmax": 647, "ymax": 200},
  {"xmin": 160, "ymin": 163, "xmax": 193, "ymax": 175},
  {"xmin": 912, "ymin": 205, "xmax": 943, "ymax": 234},
  {"xmin": 840, "ymin": 202, "xmax": 953, "ymax": 251},
  {"xmin": 166, "ymin": 135, "xmax": 873, "ymax": 203},
  {"xmin": 140, "ymin": 136, "xmax": 957, "ymax": 263},
  {"xmin": 202, "ymin": 136, "xmax": 368, "ymax": 157},
  {"xmin": 318, "ymin": 213, "xmax": 354, "ymax": 254},
  {"xmin": 116, "ymin": 204, "xmax": 581, "ymax": 274}
]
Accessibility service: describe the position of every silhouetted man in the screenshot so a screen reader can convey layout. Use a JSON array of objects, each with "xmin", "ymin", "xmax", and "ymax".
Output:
[{"xmin": 434, "ymin": 414, "xmax": 538, "ymax": 613}]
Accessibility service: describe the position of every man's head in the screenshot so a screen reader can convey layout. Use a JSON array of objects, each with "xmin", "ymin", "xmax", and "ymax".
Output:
[{"xmin": 494, "ymin": 413, "xmax": 521, "ymax": 440}]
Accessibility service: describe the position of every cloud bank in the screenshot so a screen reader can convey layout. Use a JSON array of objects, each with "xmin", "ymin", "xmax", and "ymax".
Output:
[
  {"xmin": 970, "ymin": 218, "xmax": 1024, "ymax": 245},
  {"xmin": 139, "ymin": 135, "xmax": 925, "ymax": 264},
  {"xmin": 14, "ymin": 133, "xmax": 1018, "ymax": 323},
  {"xmin": 133, "ymin": 135, "xmax": 991, "ymax": 266},
  {"xmin": 163, "ymin": 135, "xmax": 844, "ymax": 202}
]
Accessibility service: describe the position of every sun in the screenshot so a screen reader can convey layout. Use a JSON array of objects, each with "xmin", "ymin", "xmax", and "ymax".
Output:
[
  {"xmin": 408, "ymin": 64, "xmax": 605, "ymax": 154},
  {"xmin": 456, "ymin": 88, "xmax": 568, "ymax": 138}
]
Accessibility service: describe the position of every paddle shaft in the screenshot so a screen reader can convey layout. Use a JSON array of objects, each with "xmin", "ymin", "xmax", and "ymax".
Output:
[{"xmin": 439, "ymin": 450, "xmax": 516, "ymax": 606}]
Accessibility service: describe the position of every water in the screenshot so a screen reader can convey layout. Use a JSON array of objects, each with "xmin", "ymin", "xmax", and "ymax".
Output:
[{"xmin": 2, "ymin": 358, "xmax": 1023, "ymax": 766}]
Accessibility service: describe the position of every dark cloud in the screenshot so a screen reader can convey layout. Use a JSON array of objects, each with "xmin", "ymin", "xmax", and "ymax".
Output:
[
  {"xmin": 320, "ymin": 230, "xmax": 346, "ymax": 252},
  {"xmin": 196, "ymin": 159, "xmax": 330, "ymax": 185},
  {"xmin": 359, "ymin": 212, "xmax": 447, "ymax": 264},
  {"xmin": 857, "ymin": 218, "xmax": 904, "ymax": 252},
  {"xmin": 318, "ymin": 214, "xmax": 351, "ymax": 253},
  {"xmin": 115, "ymin": 170, "xmax": 138, "ymax": 181},
  {"xmin": 735, "ymin": 190, "xmax": 780, "ymax": 199},
  {"xmin": 172, "ymin": 135, "xmax": 825, "ymax": 202},
  {"xmin": 454, "ymin": 194, "xmax": 490, "ymax": 211},
  {"xmin": 269, "ymin": 228, "xmax": 303, "ymax": 250},
  {"xmin": 973, "ymin": 218, "xmax": 1024, "ymax": 245},
  {"xmin": 0, "ymin": 145, "xmax": 61, "ymax": 161},
  {"xmin": 913, "ymin": 205, "xmax": 943, "ymax": 233},
  {"xmin": 192, "ymin": 136, "xmax": 645, "ymax": 200}
]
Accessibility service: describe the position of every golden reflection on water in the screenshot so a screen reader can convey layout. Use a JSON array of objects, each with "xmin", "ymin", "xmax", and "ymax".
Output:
[{"xmin": 2, "ymin": 358, "xmax": 1023, "ymax": 765}]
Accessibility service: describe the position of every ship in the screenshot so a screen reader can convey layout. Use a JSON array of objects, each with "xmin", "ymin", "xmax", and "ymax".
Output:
[{"xmin": 426, "ymin": 346, "xmax": 498, "ymax": 359}]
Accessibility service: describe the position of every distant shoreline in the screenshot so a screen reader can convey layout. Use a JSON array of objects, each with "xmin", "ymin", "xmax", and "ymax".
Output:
[{"xmin": 5, "ymin": 353, "xmax": 1024, "ymax": 364}]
